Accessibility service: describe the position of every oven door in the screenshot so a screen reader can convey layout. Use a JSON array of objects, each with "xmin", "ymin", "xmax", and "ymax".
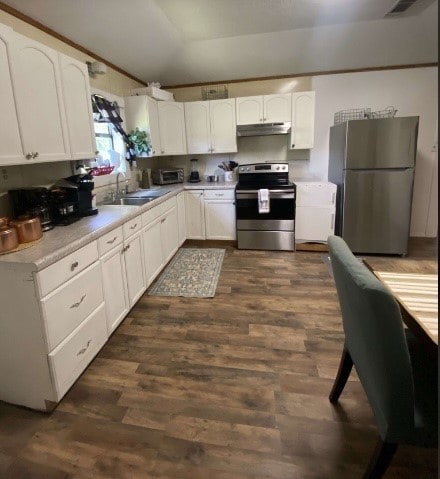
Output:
[{"xmin": 235, "ymin": 189, "xmax": 295, "ymax": 231}]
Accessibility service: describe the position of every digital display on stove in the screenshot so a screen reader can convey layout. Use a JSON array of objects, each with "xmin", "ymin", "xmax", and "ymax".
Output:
[{"xmin": 254, "ymin": 165, "xmax": 271, "ymax": 170}]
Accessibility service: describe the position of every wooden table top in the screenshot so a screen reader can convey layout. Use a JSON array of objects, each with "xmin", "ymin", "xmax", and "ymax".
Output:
[{"xmin": 373, "ymin": 270, "xmax": 438, "ymax": 346}]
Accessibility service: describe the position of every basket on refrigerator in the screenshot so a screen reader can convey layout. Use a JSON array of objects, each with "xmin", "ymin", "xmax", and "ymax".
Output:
[
  {"xmin": 334, "ymin": 108, "xmax": 371, "ymax": 125},
  {"xmin": 367, "ymin": 106, "xmax": 398, "ymax": 119}
]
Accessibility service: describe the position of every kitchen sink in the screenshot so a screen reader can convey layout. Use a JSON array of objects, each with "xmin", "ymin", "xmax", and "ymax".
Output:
[
  {"xmin": 125, "ymin": 189, "xmax": 170, "ymax": 199},
  {"xmin": 104, "ymin": 197, "xmax": 155, "ymax": 206}
]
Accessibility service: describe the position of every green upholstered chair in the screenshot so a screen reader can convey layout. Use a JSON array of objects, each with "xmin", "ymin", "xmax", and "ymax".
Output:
[{"xmin": 327, "ymin": 235, "xmax": 437, "ymax": 478}]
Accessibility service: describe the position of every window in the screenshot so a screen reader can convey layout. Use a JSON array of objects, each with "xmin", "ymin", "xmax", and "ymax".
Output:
[{"xmin": 94, "ymin": 122, "xmax": 114, "ymax": 154}]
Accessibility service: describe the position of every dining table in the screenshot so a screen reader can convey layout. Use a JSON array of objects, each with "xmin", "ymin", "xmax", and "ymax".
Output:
[{"xmin": 363, "ymin": 260, "xmax": 438, "ymax": 356}]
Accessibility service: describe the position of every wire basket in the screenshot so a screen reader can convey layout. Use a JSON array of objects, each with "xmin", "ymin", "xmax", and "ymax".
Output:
[
  {"xmin": 367, "ymin": 106, "xmax": 398, "ymax": 119},
  {"xmin": 334, "ymin": 108, "xmax": 371, "ymax": 125},
  {"xmin": 201, "ymin": 84, "xmax": 228, "ymax": 100}
]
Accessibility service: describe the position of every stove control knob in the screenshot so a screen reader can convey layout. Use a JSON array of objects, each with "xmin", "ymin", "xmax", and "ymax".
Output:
[
  {"xmin": 276, "ymin": 166, "xmax": 280, "ymax": 170},
  {"xmin": 246, "ymin": 167, "xmax": 250, "ymax": 171},
  {"xmin": 240, "ymin": 167, "xmax": 244, "ymax": 171}
]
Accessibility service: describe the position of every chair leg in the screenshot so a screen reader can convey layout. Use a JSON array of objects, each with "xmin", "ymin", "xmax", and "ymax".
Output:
[
  {"xmin": 363, "ymin": 438, "xmax": 397, "ymax": 479},
  {"xmin": 329, "ymin": 346, "xmax": 353, "ymax": 403}
]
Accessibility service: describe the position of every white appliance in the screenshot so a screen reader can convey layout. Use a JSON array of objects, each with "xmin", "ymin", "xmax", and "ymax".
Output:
[{"xmin": 295, "ymin": 181, "xmax": 337, "ymax": 243}]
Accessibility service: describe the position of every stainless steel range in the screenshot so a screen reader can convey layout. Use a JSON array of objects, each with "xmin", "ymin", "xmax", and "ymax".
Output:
[{"xmin": 235, "ymin": 163, "xmax": 296, "ymax": 251}]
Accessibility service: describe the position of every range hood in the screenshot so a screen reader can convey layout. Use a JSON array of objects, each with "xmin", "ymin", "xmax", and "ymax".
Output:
[{"xmin": 237, "ymin": 122, "xmax": 291, "ymax": 137}]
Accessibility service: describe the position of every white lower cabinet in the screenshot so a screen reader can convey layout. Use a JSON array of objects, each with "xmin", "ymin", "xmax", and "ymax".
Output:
[
  {"xmin": 161, "ymin": 206, "xmax": 179, "ymax": 263},
  {"xmin": 143, "ymin": 217, "xmax": 164, "ymax": 286},
  {"xmin": 204, "ymin": 189, "xmax": 236, "ymax": 240},
  {"xmin": 185, "ymin": 190, "xmax": 205, "ymax": 239},
  {"xmin": 122, "ymin": 229, "xmax": 146, "ymax": 306},
  {"xmin": 177, "ymin": 191, "xmax": 187, "ymax": 246}
]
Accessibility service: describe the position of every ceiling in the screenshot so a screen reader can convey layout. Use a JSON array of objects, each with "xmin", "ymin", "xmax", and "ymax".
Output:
[{"xmin": 1, "ymin": 0, "xmax": 438, "ymax": 86}]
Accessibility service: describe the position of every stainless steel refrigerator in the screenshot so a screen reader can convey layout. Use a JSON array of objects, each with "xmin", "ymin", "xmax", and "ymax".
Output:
[{"xmin": 328, "ymin": 117, "xmax": 418, "ymax": 255}]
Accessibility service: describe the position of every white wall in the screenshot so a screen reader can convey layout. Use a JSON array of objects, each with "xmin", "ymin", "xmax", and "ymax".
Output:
[{"xmin": 311, "ymin": 67, "xmax": 438, "ymax": 237}]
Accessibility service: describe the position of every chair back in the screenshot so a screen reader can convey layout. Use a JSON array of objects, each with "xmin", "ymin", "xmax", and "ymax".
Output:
[{"xmin": 328, "ymin": 236, "xmax": 415, "ymax": 442}]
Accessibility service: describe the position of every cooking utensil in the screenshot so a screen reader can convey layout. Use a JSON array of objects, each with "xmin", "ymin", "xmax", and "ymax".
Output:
[
  {"xmin": 10, "ymin": 216, "xmax": 43, "ymax": 243},
  {"xmin": 0, "ymin": 226, "xmax": 19, "ymax": 253}
]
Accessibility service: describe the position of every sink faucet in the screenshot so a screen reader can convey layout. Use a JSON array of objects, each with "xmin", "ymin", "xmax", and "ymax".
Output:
[{"xmin": 116, "ymin": 172, "xmax": 127, "ymax": 197}]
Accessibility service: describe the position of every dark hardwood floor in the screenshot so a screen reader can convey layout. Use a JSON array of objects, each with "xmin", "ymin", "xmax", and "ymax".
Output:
[{"xmin": 0, "ymin": 238, "xmax": 437, "ymax": 478}]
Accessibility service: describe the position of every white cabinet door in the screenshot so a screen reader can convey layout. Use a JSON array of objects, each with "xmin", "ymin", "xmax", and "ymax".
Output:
[
  {"xmin": 236, "ymin": 96, "xmax": 263, "ymax": 125},
  {"xmin": 205, "ymin": 200, "xmax": 236, "ymax": 240},
  {"xmin": 263, "ymin": 94, "xmax": 291, "ymax": 123},
  {"xmin": 123, "ymin": 231, "xmax": 146, "ymax": 306},
  {"xmin": 295, "ymin": 182, "xmax": 337, "ymax": 207},
  {"xmin": 290, "ymin": 91, "xmax": 315, "ymax": 150},
  {"xmin": 177, "ymin": 191, "xmax": 187, "ymax": 246},
  {"xmin": 59, "ymin": 54, "xmax": 96, "ymax": 160},
  {"xmin": 295, "ymin": 206, "xmax": 335, "ymax": 242},
  {"xmin": 158, "ymin": 101, "xmax": 187, "ymax": 155},
  {"xmin": 185, "ymin": 190, "xmax": 205, "ymax": 239},
  {"xmin": 100, "ymin": 244, "xmax": 129, "ymax": 334},
  {"xmin": 161, "ymin": 206, "xmax": 179, "ymax": 263},
  {"xmin": 143, "ymin": 218, "xmax": 164, "ymax": 286},
  {"xmin": 146, "ymin": 96, "xmax": 162, "ymax": 156},
  {"xmin": 0, "ymin": 25, "xmax": 24, "ymax": 165},
  {"xmin": 185, "ymin": 101, "xmax": 211, "ymax": 154},
  {"xmin": 209, "ymin": 99, "xmax": 237, "ymax": 153},
  {"xmin": 9, "ymin": 33, "xmax": 70, "ymax": 162}
]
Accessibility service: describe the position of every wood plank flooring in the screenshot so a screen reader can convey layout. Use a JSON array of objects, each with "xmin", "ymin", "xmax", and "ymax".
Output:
[{"xmin": 0, "ymin": 238, "xmax": 437, "ymax": 478}]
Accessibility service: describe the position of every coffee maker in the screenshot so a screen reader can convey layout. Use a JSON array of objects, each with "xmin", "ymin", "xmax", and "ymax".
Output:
[
  {"xmin": 51, "ymin": 174, "xmax": 98, "ymax": 224},
  {"xmin": 8, "ymin": 187, "xmax": 55, "ymax": 231}
]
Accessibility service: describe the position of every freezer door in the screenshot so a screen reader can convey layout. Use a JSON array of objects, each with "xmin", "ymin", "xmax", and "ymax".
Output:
[
  {"xmin": 345, "ymin": 117, "xmax": 418, "ymax": 169},
  {"xmin": 342, "ymin": 169, "xmax": 414, "ymax": 254}
]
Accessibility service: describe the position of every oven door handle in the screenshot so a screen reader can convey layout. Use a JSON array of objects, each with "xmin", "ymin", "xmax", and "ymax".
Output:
[{"xmin": 236, "ymin": 190, "xmax": 295, "ymax": 198}]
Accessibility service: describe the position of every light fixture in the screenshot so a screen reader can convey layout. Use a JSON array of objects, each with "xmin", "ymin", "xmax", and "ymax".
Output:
[{"xmin": 86, "ymin": 61, "xmax": 107, "ymax": 77}]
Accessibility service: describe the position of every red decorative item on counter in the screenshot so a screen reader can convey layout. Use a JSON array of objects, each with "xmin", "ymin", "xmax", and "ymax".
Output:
[{"xmin": 90, "ymin": 166, "xmax": 115, "ymax": 176}]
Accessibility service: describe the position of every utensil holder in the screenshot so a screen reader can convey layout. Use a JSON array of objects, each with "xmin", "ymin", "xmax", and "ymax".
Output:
[{"xmin": 224, "ymin": 171, "xmax": 233, "ymax": 182}]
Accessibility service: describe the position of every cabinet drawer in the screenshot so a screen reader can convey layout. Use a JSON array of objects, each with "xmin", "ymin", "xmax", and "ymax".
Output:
[
  {"xmin": 37, "ymin": 241, "xmax": 98, "ymax": 297},
  {"xmin": 123, "ymin": 216, "xmax": 142, "ymax": 239},
  {"xmin": 49, "ymin": 303, "xmax": 107, "ymax": 400},
  {"xmin": 98, "ymin": 226, "xmax": 123, "ymax": 256},
  {"xmin": 142, "ymin": 204, "xmax": 162, "ymax": 227},
  {"xmin": 204, "ymin": 189, "xmax": 235, "ymax": 200},
  {"xmin": 41, "ymin": 262, "xmax": 104, "ymax": 351}
]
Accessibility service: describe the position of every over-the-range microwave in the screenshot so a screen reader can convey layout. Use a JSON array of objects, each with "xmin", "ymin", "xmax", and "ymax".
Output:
[{"xmin": 151, "ymin": 168, "xmax": 184, "ymax": 185}]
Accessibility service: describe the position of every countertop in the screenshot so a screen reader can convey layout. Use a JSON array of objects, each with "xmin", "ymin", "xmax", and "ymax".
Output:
[{"xmin": 0, "ymin": 182, "xmax": 237, "ymax": 271}]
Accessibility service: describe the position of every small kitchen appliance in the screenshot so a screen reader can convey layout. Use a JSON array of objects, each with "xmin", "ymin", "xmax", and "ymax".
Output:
[
  {"xmin": 235, "ymin": 163, "xmax": 296, "ymax": 251},
  {"xmin": 189, "ymin": 159, "xmax": 201, "ymax": 183},
  {"xmin": 8, "ymin": 187, "xmax": 55, "ymax": 231},
  {"xmin": 151, "ymin": 168, "xmax": 184, "ymax": 185}
]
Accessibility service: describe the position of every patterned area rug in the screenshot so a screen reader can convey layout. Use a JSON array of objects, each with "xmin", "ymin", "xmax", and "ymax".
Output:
[{"xmin": 148, "ymin": 248, "xmax": 225, "ymax": 298}]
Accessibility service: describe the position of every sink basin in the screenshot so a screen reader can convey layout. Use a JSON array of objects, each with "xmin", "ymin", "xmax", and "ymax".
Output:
[
  {"xmin": 104, "ymin": 197, "xmax": 155, "ymax": 206},
  {"xmin": 125, "ymin": 189, "xmax": 170, "ymax": 199}
]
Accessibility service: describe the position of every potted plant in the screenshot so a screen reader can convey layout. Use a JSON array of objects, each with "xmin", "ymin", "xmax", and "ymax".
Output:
[{"xmin": 128, "ymin": 128, "xmax": 152, "ymax": 157}]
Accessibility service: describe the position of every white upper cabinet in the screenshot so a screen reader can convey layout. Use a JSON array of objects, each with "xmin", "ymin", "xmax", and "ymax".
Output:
[
  {"xmin": 0, "ymin": 25, "xmax": 23, "ymax": 165},
  {"xmin": 124, "ymin": 95, "xmax": 162, "ymax": 157},
  {"xmin": 263, "ymin": 94, "xmax": 291, "ymax": 123},
  {"xmin": 236, "ymin": 94, "xmax": 291, "ymax": 125},
  {"xmin": 184, "ymin": 101, "xmax": 211, "ymax": 154},
  {"xmin": 289, "ymin": 91, "xmax": 315, "ymax": 150},
  {"xmin": 236, "ymin": 96, "xmax": 263, "ymax": 125},
  {"xmin": 209, "ymin": 99, "xmax": 237, "ymax": 153},
  {"xmin": 185, "ymin": 99, "xmax": 237, "ymax": 154},
  {"xmin": 59, "ymin": 54, "xmax": 96, "ymax": 160},
  {"xmin": 9, "ymin": 32, "xmax": 70, "ymax": 162},
  {"xmin": 158, "ymin": 101, "xmax": 187, "ymax": 155}
]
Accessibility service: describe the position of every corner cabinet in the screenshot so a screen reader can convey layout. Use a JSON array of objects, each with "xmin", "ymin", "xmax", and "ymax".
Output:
[
  {"xmin": 236, "ymin": 94, "xmax": 291, "ymax": 125},
  {"xmin": 158, "ymin": 101, "xmax": 187, "ymax": 155},
  {"xmin": 59, "ymin": 54, "xmax": 96, "ymax": 160},
  {"xmin": 289, "ymin": 91, "xmax": 315, "ymax": 150},
  {"xmin": 185, "ymin": 99, "xmax": 237, "ymax": 154},
  {"xmin": 125, "ymin": 95, "xmax": 162, "ymax": 157}
]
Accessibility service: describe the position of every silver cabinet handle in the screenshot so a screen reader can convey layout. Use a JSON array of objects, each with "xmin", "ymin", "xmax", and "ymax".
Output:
[
  {"xmin": 107, "ymin": 236, "xmax": 117, "ymax": 244},
  {"xmin": 77, "ymin": 339, "xmax": 91, "ymax": 356},
  {"xmin": 70, "ymin": 294, "xmax": 86, "ymax": 309},
  {"xmin": 32, "ymin": 152, "xmax": 39, "ymax": 158},
  {"xmin": 70, "ymin": 261, "xmax": 79, "ymax": 271},
  {"xmin": 214, "ymin": 193, "xmax": 224, "ymax": 197},
  {"xmin": 152, "ymin": 150, "xmax": 156, "ymax": 154},
  {"xmin": 25, "ymin": 153, "xmax": 33, "ymax": 160},
  {"xmin": 161, "ymin": 150, "xmax": 164, "ymax": 154},
  {"xmin": 130, "ymin": 223, "xmax": 138, "ymax": 230},
  {"xmin": 122, "ymin": 244, "xmax": 131, "ymax": 253},
  {"xmin": 161, "ymin": 218, "xmax": 165, "ymax": 223},
  {"xmin": 330, "ymin": 213, "xmax": 335, "ymax": 230},
  {"xmin": 331, "ymin": 192, "xmax": 336, "ymax": 205}
]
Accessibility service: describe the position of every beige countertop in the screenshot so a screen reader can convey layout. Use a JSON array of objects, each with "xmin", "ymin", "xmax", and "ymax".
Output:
[{"xmin": 0, "ymin": 182, "xmax": 237, "ymax": 271}]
